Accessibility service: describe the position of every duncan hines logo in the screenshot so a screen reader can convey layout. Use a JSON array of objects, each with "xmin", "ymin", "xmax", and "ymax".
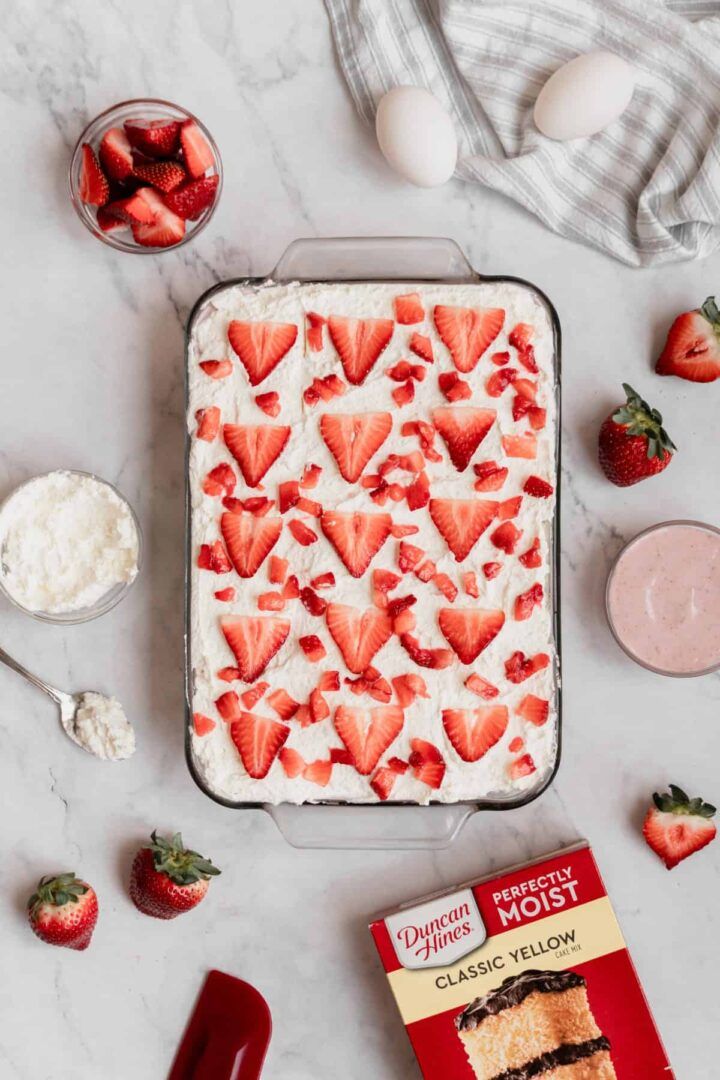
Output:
[
  {"xmin": 386, "ymin": 890, "xmax": 486, "ymax": 970},
  {"xmin": 492, "ymin": 866, "xmax": 579, "ymax": 927}
]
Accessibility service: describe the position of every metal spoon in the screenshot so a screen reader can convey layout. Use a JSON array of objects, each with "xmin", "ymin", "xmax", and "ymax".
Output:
[{"xmin": 0, "ymin": 644, "xmax": 98, "ymax": 753}]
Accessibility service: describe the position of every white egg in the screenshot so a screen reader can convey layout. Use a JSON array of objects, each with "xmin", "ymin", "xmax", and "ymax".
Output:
[
  {"xmin": 533, "ymin": 50, "xmax": 635, "ymax": 142},
  {"xmin": 375, "ymin": 86, "xmax": 458, "ymax": 188}
]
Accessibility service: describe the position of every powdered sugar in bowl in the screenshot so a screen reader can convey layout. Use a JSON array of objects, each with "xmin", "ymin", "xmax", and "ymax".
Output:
[{"xmin": 0, "ymin": 470, "xmax": 142, "ymax": 624}]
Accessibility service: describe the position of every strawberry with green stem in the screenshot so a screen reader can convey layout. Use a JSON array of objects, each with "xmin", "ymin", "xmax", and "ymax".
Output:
[
  {"xmin": 28, "ymin": 872, "xmax": 98, "ymax": 950},
  {"xmin": 656, "ymin": 296, "xmax": 720, "ymax": 382},
  {"xmin": 643, "ymin": 784, "xmax": 716, "ymax": 870},
  {"xmin": 130, "ymin": 831, "xmax": 220, "ymax": 919},
  {"xmin": 598, "ymin": 384, "xmax": 676, "ymax": 487}
]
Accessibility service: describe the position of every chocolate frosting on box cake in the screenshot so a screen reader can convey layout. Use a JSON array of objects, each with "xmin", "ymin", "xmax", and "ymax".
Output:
[
  {"xmin": 456, "ymin": 969, "xmax": 586, "ymax": 1030},
  {"xmin": 491, "ymin": 1037, "xmax": 612, "ymax": 1080}
]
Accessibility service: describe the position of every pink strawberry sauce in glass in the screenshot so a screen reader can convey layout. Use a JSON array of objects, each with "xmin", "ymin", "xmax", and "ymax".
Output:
[{"xmin": 606, "ymin": 521, "xmax": 720, "ymax": 676}]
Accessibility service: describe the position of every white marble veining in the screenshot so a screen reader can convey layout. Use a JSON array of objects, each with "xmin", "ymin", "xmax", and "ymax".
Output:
[{"xmin": 0, "ymin": 1, "xmax": 718, "ymax": 1077}]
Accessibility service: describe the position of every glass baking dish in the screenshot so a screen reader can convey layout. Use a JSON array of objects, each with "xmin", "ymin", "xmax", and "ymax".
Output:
[{"xmin": 184, "ymin": 237, "xmax": 562, "ymax": 848}]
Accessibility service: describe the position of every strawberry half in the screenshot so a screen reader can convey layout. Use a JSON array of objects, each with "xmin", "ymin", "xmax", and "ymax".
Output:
[
  {"xmin": 643, "ymin": 784, "xmax": 716, "ymax": 869},
  {"xmin": 429, "ymin": 498, "xmax": 498, "ymax": 562},
  {"xmin": 327, "ymin": 315, "xmax": 394, "ymax": 385},
  {"xmin": 228, "ymin": 320, "xmax": 298, "ymax": 386},
  {"xmin": 325, "ymin": 603, "xmax": 393, "ymax": 674},
  {"xmin": 223, "ymin": 423, "xmax": 291, "ymax": 487},
  {"xmin": 333, "ymin": 705, "xmax": 404, "ymax": 774},
  {"xmin": 656, "ymin": 297, "xmax": 720, "ymax": 382},
  {"xmin": 229, "ymin": 711, "xmax": 289, "ymax": 779},
  {"xmin": 220, "ymin": 512, "xmax": 282, "ymax": 578},
  {"xmin": 164, "ymin": 175, "xmax": 220, "ymax": 220},
  {"xmin": 220, "ymin": 615, "xmax": 290, "ymax": 681},
  {"xmin": 433, "ymin": 305, "xmax": 504, "ymax": 373},
  {"xmin": 131, "ymin": 187, "xmax": 185, "ymax": 248},
  {"xmin": 133, "ymin": 160, "xmax": 187, "ymax": 193},
  {"xmin": 442, "ymin": 706, "xmax": 508, "ymax": 762},
  {"xmin": 99, "ymin": 127, "xmax": 134, "ymax": 181},
  {"xmin": 321, "ymin": 510, "xmax": 392, "ymax": 577},
  {"xmin": 438, "ymin": 608, "xmax": 505, "ymax": 664},
  {"xmin": 124, "ymin": 117, "xmax": 181, "ymax": 157},
  {"xmin": 319, "ymin": 411, "xmax": 392, "ymax": 483},
  {"xmin": 179, "ymin": 119, "xmax": 215, "ymax": 177},
  {"xmin": 78, "ymin": 144, "xmax": 109, "ymax": 206},
  {"xmin": 432, "ymin": 406, "xmax": 496, "ymax": 471},
  {"xmin": 598, "ymin": 383, "xmax": 676, "ymax": 487}
]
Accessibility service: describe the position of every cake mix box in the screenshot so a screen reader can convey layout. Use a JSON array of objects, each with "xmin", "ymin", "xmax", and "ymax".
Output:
[{"xmin": 370, "ymin": 842, "xmax": 673, "ymax": 1079}]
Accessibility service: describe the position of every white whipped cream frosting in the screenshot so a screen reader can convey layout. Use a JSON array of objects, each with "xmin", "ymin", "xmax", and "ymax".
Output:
[
  {"xmin": 0, "ymin": 471, "xmax": 139, "ymax": 615},
  {"xmin": 187, "ymin": 280, "xmax": 558, "ymax": 805},
  {"xmin": 73, "ymin": 691, "xmax": 136, "ymax": 761}
]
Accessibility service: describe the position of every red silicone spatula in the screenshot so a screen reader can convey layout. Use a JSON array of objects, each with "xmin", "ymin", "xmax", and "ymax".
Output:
[{"xmin": 168, "ymin": 969, "xmax": 272, "ymax": 1080}]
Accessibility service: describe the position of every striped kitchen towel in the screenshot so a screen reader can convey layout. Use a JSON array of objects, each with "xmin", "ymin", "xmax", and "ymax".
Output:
[{"xmin": 325, "ymin": 0, "xmax": 720, "ymax": 266}]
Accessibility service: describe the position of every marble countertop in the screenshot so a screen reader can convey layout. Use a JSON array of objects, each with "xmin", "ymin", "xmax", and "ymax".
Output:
[{"xmin": 1, "ymin": 1, "xmax": 718, "ymax": 1077}]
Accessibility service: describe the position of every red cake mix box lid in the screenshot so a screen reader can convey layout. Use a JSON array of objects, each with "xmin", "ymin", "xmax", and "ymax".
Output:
[{"xmin": 370, "ymin": 842, "xmax": 673, "ymax": 1079}]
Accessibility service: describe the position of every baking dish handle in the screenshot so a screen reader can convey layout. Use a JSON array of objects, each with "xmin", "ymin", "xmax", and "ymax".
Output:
[
  {"xmin": 267, "ymin": 803, "xmax": 475, "ymax": 850},
  {"xmin": 271, "ymin": 236, "xmax": 476, "ymax": 283}
]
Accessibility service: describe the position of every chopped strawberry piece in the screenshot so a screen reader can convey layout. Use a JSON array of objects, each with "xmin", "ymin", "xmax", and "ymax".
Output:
[
  {"xmin": 78, "ymin": 144, "xmax": 109, "ymax": 206},
  {"xmin": 415, "ymin": 560, "xmax": 437, "ymax": 583},
  {"xmin": 299, "ymin": 635, "xmax": 326, "ymax": 662},
  {"xmin": 320, "ymin": 412, "xmax": 392, "ymax": 484},
  {"xmin": 502, "ymin": 434, "xmax": 537, "ymax": 459},
  {"xmin": 199, "ymin": 359, "xmax": 233, "ymax": 379},
  {"xmin": 434, "ymin": 305, "xmax": 505, "ymax": 372},
  {"xmin": 134, "ymin": 159, "xmax": 187, "ymax": 193},
  {"xmin": 391, "ymin": 673, "xmax": 429, "ymax": 707},
  {"xmin": 465, "ymin": 673, "xmax": 500, "ymax": 699},
  {"xmin": 321, "ymin": 510, "xmax": 392, "ymax": 578},
  {"xmin": 131, "ymin": 188, "xmax": 186, "ymax": 248},
  {"xmin": 300, "ymin": 463, "xmax": 323, "ymax": 489},
  {"xmin": 278, "ymin": 481, "xmax": 300, "ymax": 512},
  {"xmin": 295, "ymin": 705, "xmax": 312, "ymax": 727},
  {"xmin": 370, "ymin": 767, "xmax": 398, "ymax": 801},
  {"xmin": 202, "ymin": 463, "xmax": 237, "ymax": 497},
  {"xmin": 242, "ymin": 497, "xmax": 274, "ymax": 517},
  {"xmin": 517, "ymin": 694, "xmax": 549, "ymax": 726},
  {"xmin": 487, "ymin": 367, "xmax": 519, "ymax": 398},
  {"xmin": 386, "ymin": 360, "xmax": 414, "ymax": 381},
  {"xmin": 462, "ymin": 571, "xmax": 479, "ymax": 598},
  {"xmin": 255, "ymin": 391, "xmax": 281, "ymax": 418},
  {"xmin": 394, "ymin": 292, "xmax": 425, "ymax": 324},
  {"xmin": 367, "ymin": 676, "xmax": 392, "ymax": 703},
  {"xmin": 527, "ymin": 406, "xmax": 547, "ymax": 431},
  {"xmin": 257, "ymin": 591, "xmax": 285, "ymax": 612},
  {"xmin": 498, "ymin": 496, "xmax": 523, "ymax": 520},
  {"xmin": 482, "ymin": 562, "xmax": 502, "ymax": 580},
  {"xmin": 445, "ymin": 378, "xmax": 473, "ymax": 402},
  {"xmin": 300, "ymin": 587, "xmax": 327, "ymax": 617},
  {"xmin": 513, "ymin": 377, "xmax": 538, "ymax": 402},
  {"xmin": 406, "ymin": 470, "xmax": 430, "ymax": 510},
  {"xmin": 408, "ymin": 332, "xmax": 434, "ymax": 363},
  {"xmin": 303, "ymin": 385, "xmax": 320, "ymax": 406},
  {"xmin": 279, "ymin": 747, "xmax": 305, "ymax": 778},
  {"xmin": 223, "ymin": 423, "xmax": 291, "ymax": 487},
  {"xmin": 391, "ymin": 523, "xmax": 419, "ymax": 538},
  {"xmin": 432, "ymin": 406, "xmax": 496, "ymax": 472},
  {"xmin": 214, "ymin": 587, "xmax": 236, "ymax": 602},
  {"xmin": 373, "ymin": 569, "xmax": 402, "ymax": 593},
  {"xmin": 310, "ymin": 376, "xmax": 335, "ymax": 402},
  {"xmin": 124, "ymin": 117, "xmax": 181, "ymax": 157},
  {"xmin": 303, "ymin": 759, "xmax": 332, "ymax": 786},
  {"xmin": 222, "ymin": 497, "xmax": 244, "ymax": 513},
  {"xmin": 326, "ymin": 603, "xmax": 393, "ymax": 673},
  {"xmin": 399, "ymin": 633, "xmax": 454, "ymax": 670},
  {"xmin": 491, "ymin": 521, "xmax": 522, "ymax": 554},
  {"xmin": 308, "ymin": 688, "xmax": 330, "ymax": 724},
  {"xmin": 514, "ymin": 583, "xmax": 544, "ymax": 621},
  {"xmin": 491, "ymin": 351, "xmax": 510, "ymax": 366},
  {"xmin": 164, "ymin": 174, "xmax": 219, "ymax": 220},
  {"xmin": 398, "ymin": 541, "xmax": 425, "ymax": 572},
  {"xmin": 215, "ymin": 691, "xmax": 241, "ymax": 722},
  {"xmin": 179, "ymin": 118, "xmax": 215, "ymax": 177},
  {"xmin": 96, "ymin": 207, "xmax": 127, "ymax": 233},
  {"xmin": 442, "ymin": 706, "xmax": 509, "ymax": 762},
  {"xmin": 509, "ymin": 323, "xmax": 538, "ymax": 373},
  {"xmin": 387, "ymin": 595, "xmax": 417, "ymax": 619},
  {"xmin": 519, "ymin": 537, "xmax": 542, "ymax": 568},
  {"xmin": 504, "ymin": 650, "xmax": 550, "ymax": 684},
  {"xmin": 512, "ymin": 395, "xmax": 532, "ymax": 423},
  {"xmin": 192, "ymin": 712, "xmax": 216, "ymax": 736},
  {"xmin": 509, "ymin": 736, "xmax": 525, "ymax": 753},
  {"xmin": 104, "ymin": 190, "xmax": 156, "ymax": 226},
  {"xmin": 221, "ymin": 512, "xmax": 282, "ymax": 578},
  {"xmin": 310, "ymin": 571, "xmax": 335, "ymax": 590},
  {"xmin": 318, "ymin": 670, "xmax": 341, "ymax": 692},
  {"xmin": 195, "ymin": 406, "xmax": 220, "ymax": 441},
  {"xmin": 369, "ymin": 481, "xmax": 389, "ymax": 506},
  {"xmin": 268, "ymin": 555, "xmax": 288, "ymax": 585},
  {"xmin": 429, "ymin": 498, "xmax": 498, "ymax": 563},
  {"xmin": 288, "ymin": 520, "xmax": 318, "ymax": 546},
  {"xmin": 472, "ymin": 460, "xmax": 508, "ymax": 492},
  {"xmin": 266, "ymin": 688, "xmax": 300, "ymax": 720},
  {"xmin": 197, "ymin": 540, "xmax": 232, "ymax": 574},
  {"xmin": 524, "ymin": 475, "xmax": 554, "ymax": 498},
  {"xmin": 240, "ymin": 681, "xmax": 269, "ymax": 710},
  {"xmin": 393, "ymin": 609, "xmax": 417, "ymax": 635},
  {"xmin": 409, "ymin": 738, "xmax": 446, "ymax": 788},
  {"xmin": 306, "ymin": 311, "xmax": 326, "ymax": 352},
  {"xmin": 97, "ymin": 127, "xmax": 134, "ymax": 182},
  {"xmin": 220, "ymin": 615, "xmax": 290, "ymax": 682},
  {"xmin": 329, "ymin": 747, "xmax": 354, "ymax": 765},
  {"xmin": 345, "ymin": 676, "xmax": 369, "ymax": 696},
  {"xmin": 282, "ymin": 574, "xmax": 300, "ymax": 600},
  {"xmin": 327, "ymin": 316, "xmax": 394, "ymax": 385},
  {"xmin": 333, "ymin": 705, "xmax": 404, "ymax": 774},
  {"xmin": 392, "ymin": 379, "xmax": 415, "ymax": 407},
  {"xmin": 296, "ymin": 496, "xmax": 322, "ymax": 517},
  {"xmin": 439, "ymin": 607, "xmax": 505, "ymax": 664},
  {"xmin": 217, "ymin": 666, "xmax": 241, "ymax": 683},
  {"xmin": 228, "ymin": 320, "xmax": 298, "ymax": 387},
  {"xmin": 509, "ymin": 753, "xmax": 537, "ymax": 780},
  {"xmin": 388, "ymin": 756, "xmax": 410, "ymax": 774},
  {"xmin": 433, "ymin": 572, "xmax": 458, "ymax": 602}
]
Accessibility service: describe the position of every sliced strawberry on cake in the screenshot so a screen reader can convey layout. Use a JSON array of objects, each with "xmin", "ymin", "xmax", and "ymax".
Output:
[
  {"xmin": 516, "ymin": 694, "xmax": 549, "ymax": 726},
  {"xmin": 320, "ymin": 510, "xmax": 392, "ymax": 577},
  {"xmin": 433, "ymin": 305, "xmax": 504, "ymax": 373},
  {"xmin": 438, "ymin": 608, "xmax": 505, "ymax": 663},
  {"xmin": 228, "ymin": 320, "xmax": 298, "ymax": 386},
  {"xmin": 325, "ymin": 604, "xmax": 393, "ymax": 674},
  {"xmin": 394, "ymin": 292, "xmax": 424, "ymax": 324},
  {"xmin": 319, "ymin": 412, "xmax": 392, "ymax": 483},
  {"xmin": 229, "ymin": 711, "xmax": 289, "ymax": 779},
  {"xmin": 431, "ymin": 407, "xmax": 496, "ymax": 471},
  {"xmin": 220, "ymin": 615, "xmax": 290, "ymax": 681},
  {"xmin": 327, "ymin": 316, "xmax": 394, "ymax": 385},
  {"xmin": 442, "ymin": 706, "xmax": 509, "ymax": 762},
  {"xmin": 223, "ymin": 423, "xmax": 290, "ymax": 487},
  {"xmin": 220, "ymin": 512, "xmax": 282, "ymax": 578},
  {"xmin": 409, "ymin": 738, "xmax": 446, "ymax": 789},
  {"xmin": 333, "ymin": 705, "xmax": 404, "ymax": 774},
  {"xmin": 429, "ymin": 498, "xmax": 498, "ymax": 562}
]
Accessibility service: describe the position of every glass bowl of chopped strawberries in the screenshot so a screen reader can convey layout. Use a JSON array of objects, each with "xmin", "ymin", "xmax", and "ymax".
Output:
[{"xmin": 69, "ymin": 98, "xmax": 222, "ymax": 253}]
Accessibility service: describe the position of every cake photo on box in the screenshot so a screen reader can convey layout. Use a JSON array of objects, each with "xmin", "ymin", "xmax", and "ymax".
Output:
[{"xmin": 455, "ymin": 969, "xmax": 616, "ymax": 1080}]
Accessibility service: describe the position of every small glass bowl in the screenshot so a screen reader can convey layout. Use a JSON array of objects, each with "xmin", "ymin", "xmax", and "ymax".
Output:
[
  {"xmin": 605, "ymin": 519, "xmax": 720, "ymax": 678},
  {"xmin": 0, "ymin": 470, "xmax": 143, "ymax": 624},
  {"xmin": 69, "ymin": 97, "xmax": 223, "ymax": 254}
]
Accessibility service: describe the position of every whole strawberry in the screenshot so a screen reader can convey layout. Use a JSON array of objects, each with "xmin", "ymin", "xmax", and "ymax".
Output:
[
  {"xmin": 129, "ymin": 831, "xmax": 220, "ymax": 919},
  {"xmin": 643, "ymin": 784, "xmax": 716, "ymax": 870},
  {"xmin": 27, "ymin": 872, "xmax": 98, "ymax": 950},
  {"xmin": 598, "ymin": 383, "xmax": 676, "ymax": 487},
  {"xmin": 656, "ymin": 296, "xmax": 720, "ymax": 382}
]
